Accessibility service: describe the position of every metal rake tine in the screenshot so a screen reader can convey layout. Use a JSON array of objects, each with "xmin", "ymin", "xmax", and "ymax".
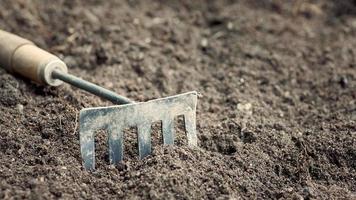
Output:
[
  {"xmin": 184, "ymin": 111, "xmax": 198, "ymax": 147},
  {"xmin": 162, "ymin": 118, "xmax": 175, "ymax": 145},
  {"xmin": 108, "ymin": 125, "xmax": 124, "ymax": 165},
  {"xmin": 79, "ymin": 121, "xmax": 96, "ymax": 171},
  {"xmin": 137, "ymin": 123, "xmax": 152, "ymax": 159}
]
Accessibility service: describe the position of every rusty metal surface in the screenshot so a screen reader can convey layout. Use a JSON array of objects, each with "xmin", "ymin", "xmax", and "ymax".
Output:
[{"xmin": 79, "ymin": 91, "xmax": 198, "ymax": 170}]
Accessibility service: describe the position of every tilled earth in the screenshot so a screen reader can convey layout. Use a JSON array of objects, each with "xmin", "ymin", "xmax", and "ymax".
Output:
[{"xmin": 0, "ymin": 0, "xmax": 355, "ymax": 199}]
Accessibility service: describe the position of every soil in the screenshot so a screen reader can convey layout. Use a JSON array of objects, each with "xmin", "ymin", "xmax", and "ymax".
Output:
[{"xmin": 0, "ymin": 0, "xmax": 355, "ymax": 199}]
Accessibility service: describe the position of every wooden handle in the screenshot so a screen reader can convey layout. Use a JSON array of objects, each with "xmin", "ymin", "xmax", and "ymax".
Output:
[{"xmin": 0, "ymin": 30, "xmax": 67, "ymax": 86}]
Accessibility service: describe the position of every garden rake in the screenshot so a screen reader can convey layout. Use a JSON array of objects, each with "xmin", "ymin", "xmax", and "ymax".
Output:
[{"xmin": 0, "ymin": 30, "xmax": 198, "ymax": 170}]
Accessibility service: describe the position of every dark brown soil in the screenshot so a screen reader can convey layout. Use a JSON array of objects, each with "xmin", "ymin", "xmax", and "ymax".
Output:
[{"xmin": 0, "ymin": 0, "xmax": 355, "ymax": 199}]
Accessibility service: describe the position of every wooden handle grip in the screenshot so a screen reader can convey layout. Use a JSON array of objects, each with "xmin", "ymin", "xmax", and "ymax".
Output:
[{"xmin": 0, "ymin": 30, "xmax": 67, "ymax": 86}]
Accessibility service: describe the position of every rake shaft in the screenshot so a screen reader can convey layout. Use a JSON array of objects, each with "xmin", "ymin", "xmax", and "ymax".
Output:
[{"xmin": 52, "ymin": 69, "xmax": 133, "ymax": 105}]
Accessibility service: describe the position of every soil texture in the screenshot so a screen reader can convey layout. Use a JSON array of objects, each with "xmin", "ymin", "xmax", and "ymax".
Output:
[{"xmin": 0, "ymin": 0, "xmax": 355, "ymax": 199}]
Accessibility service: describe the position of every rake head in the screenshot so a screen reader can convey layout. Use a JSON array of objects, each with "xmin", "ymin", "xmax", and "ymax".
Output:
[{"xmin": 79, "ymin": 91, "xmax": 198, "ymax": 170}]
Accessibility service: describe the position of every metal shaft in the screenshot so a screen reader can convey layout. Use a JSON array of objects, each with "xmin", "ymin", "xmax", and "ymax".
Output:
[{"xmin": 52, "ymin": 69, "xmax": 133, "ymax": 105}]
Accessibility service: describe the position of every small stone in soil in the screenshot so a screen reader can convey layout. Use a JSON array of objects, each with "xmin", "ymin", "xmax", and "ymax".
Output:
[
  {"xmin": 339, "ymin": 76, "xmax": 348, "ymax": 88},
  {"xmin": 16, "ymin": 104, "xmax": 24, "ymax": 114}
]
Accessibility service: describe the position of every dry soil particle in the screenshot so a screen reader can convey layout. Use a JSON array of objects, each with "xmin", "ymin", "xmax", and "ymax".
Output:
[{"xmin": 0, "ymin": 0, "xmax": 355, "ymax": 199}]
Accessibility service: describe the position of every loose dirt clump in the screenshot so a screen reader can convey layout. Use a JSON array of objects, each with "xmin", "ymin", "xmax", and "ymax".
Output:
[{"xmin": 0, "ymin": 0, "xmax": 355, "ymax": 199}]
